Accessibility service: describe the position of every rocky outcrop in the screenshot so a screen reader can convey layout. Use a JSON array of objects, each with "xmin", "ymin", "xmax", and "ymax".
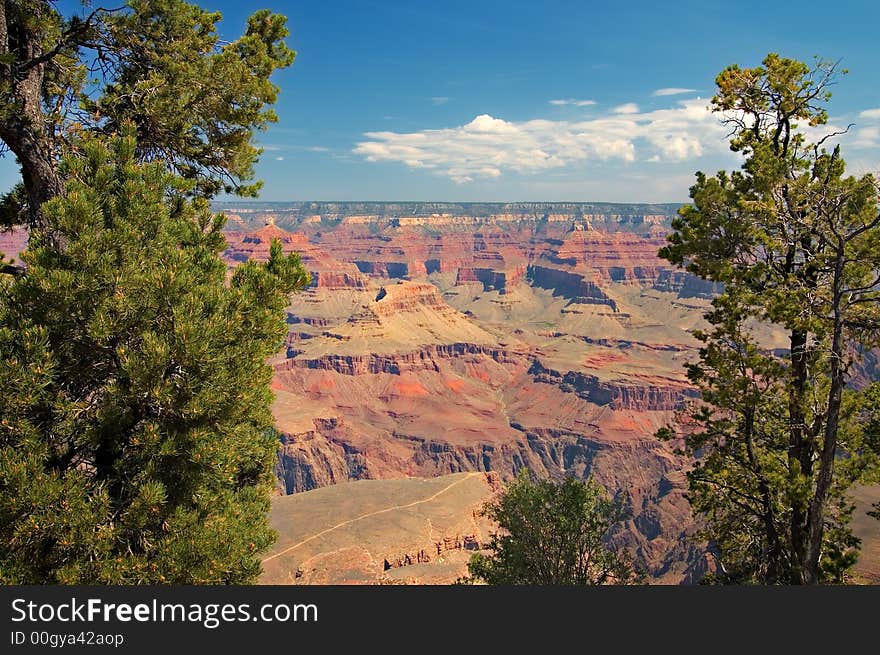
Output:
[
  {"xmin": 382, "ymin": 533, "xmax": 483, "ymax": 571},
  {"xmin": 286, "ymin": 314, "xmax": 333, "ymax": 327},
  {"xmin": 528, "ymin": 265, "xmax": 618, "ymax": 309},
  {"xmin": 310, "ymin": 271, "xmax": 370, "ymax": 290},
  {"xmin": 279, "ymin": 342, "xmax": 516, "ymax": 376},
  {"xmin": 546, "ymin": 228, "xmax": 668, "ymax": 284},
  {"xmin": 272, "ymin": 417, "xmax": 698, "ymax": 580},
  {"xmin": 214, "ymin": 201, "xmax": 681, "ymax": 234},
  {"xmin": 354, "ymin": 260, "xmax": 418, "ymax": 279},
  {"xmin": 372, "ymin": 282, "xmax": 448, "ymax": 314},
  {"xmin": 455, "ymin": 263, "xmax": 527, "ymax": 294},
  {"xmin": 224, "ymin": 222, "xmax": 370, "ymax": 289},
  {"xmin": 274, "ymin": 420, "xmax": 373, "ymax": 494},
  {"xmin": 653, "ymin": 270, "xmax": 723, "ymax": 299},
  {"xmin": 529, "ymin": 360, "xmax": 698, "ymax": 411},
  {"xmin": 219, "ymin": 214, "xmax": 739, "ymax": 582}
]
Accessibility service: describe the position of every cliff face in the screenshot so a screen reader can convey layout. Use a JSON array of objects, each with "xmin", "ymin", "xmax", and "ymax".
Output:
[
  {"xmin": 275, "ymin": 420, "xmax": 372, "ymax": 494},
  {"xmin": 528, "ymin": 265, "xmax": 618, "ymax": 309},
  {"xmin": 371, "ymin": 282, "xmax": 449, "ymax": 314},
  {"xmin": 223, "ymin": 216, "xmax": 706, "ymax": 307},
  {"xmin": 279, "ymin": 342, "xmax": 514, "ymax": 376},
  {"xmin": 272, "ymin": 409, "xmax": 699, "ymax": 580},
  {"xmin": 528, "ymin": 360, "xmax": 699, "ymax": 411},
  {"xmin": 271, "ymin": 313, "xmax": 703, "ymax": 580},
  {"xmin": 455, "ymin": 263, "xmax": 527, "ymax": 294},
  {"xmin": 549, "ymin": 228, "xmax": 668, "ymax": 284},
  {"xmin": 212, "ymin": 201, "xmax": 682, "ymax": 231},
  {"xmin": 653, "ymin": 269, "xmax": 723, "ymax": 299}
]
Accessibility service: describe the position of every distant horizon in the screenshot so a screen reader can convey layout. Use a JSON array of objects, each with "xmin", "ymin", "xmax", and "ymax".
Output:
[{"xmin": 211, "ymin": 199, "xmax": 686, "ymax": 207}]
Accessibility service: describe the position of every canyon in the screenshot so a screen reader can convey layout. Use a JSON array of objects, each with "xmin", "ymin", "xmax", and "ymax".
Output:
[
  {"xmin": 221, "ymin": 203, "xmax": 721, "ymax": 584},
  {"xmin": 5, "ymin": 200, "xmax": 875, "ymax": 584}
]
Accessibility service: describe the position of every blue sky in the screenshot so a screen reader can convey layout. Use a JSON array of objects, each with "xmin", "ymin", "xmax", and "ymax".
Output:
[{"xmin": 2, "ymin": 0, "xmax": 879, "ymax": 202}]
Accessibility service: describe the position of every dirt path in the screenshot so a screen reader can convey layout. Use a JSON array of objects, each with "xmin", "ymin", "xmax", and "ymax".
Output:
[{"xmin": 262, "ymin": 472, "xmax": 482, "ymax": 564}]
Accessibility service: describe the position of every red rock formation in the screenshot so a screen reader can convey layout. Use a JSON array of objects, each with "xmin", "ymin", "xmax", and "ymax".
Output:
[
  {"xmin": 371, "ymin": 282, "xmax": 449, "ymax": 315},
  {"xmin": 528, "ymin": 265, "xmax": 618, "ymax": 309},
  {"xmin": 278, "ymin": 342, "xmax": 517, "ymax": 376},
  {"xmin": 272, "ymin": 404, "xmax": 699, "ymax": 580},
  {"xmin": 218, "ymin": 215, "xmax": 730, "ymax": 581},
  {"xmin": 548, "ymin": 227, "xmax": 668, "ymax": 284},
  {"xmin": 528, "ymin": 360, "xmax": 698, "ymax": 411},
  {"xmin": 224, "ymin": 221, "xmax": 369, "ymax": 289},
  {"xmin": 455, "ymin": 262, "xmax": 527, "ymax": 294}
]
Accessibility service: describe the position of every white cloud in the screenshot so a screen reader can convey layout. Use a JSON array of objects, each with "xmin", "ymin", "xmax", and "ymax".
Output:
[
  {"xmin": 431, "ymin": 96, "xmax": 450, "ymax": 105},
  {"xmin": 354, "ymin": 99, "xmax": 732, "ymax": 183},
  {"xmin": 275, "ymin": 156, "xmax": 284, "ymax": 161},
  {"xmin": 860, "ymin": 108, "xmax": 880, "ymax": 120},
  {"xmin": 306, "ymin": 146, "xmax": 330, "ymax": 152},
  {"xmin": 612, "ymin": 102, "xmax": 639, "ymax": 114},
  {"xmin": 549, "ymin": 98, "xmax": 597, "ymax": 107},
  {"xmin": 653, "ymin": 88, "xmax": 697, "ymax": 97},
  {"xmin": 852, "ymin": 126, "xmax": 880, "ymax": 149}
]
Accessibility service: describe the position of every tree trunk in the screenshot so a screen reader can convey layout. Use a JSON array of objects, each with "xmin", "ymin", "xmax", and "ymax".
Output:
[
  {"xmin": 803, "ymin": 245, "xmax": 847, "ymax": 584},
  {"xmin": 787, "ymin": 328, "xmax": 809, "ymax": 583},
  {"xmin": 0, "ymin": 1, "xmax": 65, "ymax": 229}
]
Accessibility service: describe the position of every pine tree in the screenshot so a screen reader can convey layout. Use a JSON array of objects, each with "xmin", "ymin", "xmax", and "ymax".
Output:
[
  {"xmin": 464, "ymin": 471, "xmax": 636, "ymax": 585},
  {"xmin": 658, "ymin": 54, "xmax": 880, "ymax": 584},
  {"xmin": 0, "ymin": 133, "xmax": 309, "ymax": 583}
]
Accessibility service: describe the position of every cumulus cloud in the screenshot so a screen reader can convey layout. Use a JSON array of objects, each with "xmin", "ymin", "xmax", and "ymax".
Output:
[
  {"xmin": 860, "ymin": 108, "xmax": 880, "ymax": 120},
  {"xmin": 549, "ymin": 98, "xmax": 597, "ymax": 107},
  {"xmin": 852, "ymin": 126, "xmax": 880, "ymax": 149},
  {"xmin": 431, "ymin": 96, "xmax": 450, "ymax": 105},
  {"xmin": 653, "ymin": 87, "xmax": 697, "ymax": 97},
  {"xmin": 354, "ymin": 98, "xmax": 730, "ymax": 183},
  {"xmin": 612, "ymin": 102, "xmax": 639, "ymax": 114}
]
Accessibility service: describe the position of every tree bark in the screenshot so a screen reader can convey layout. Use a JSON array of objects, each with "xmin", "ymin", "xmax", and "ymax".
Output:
[
  {"xmin": 0, "ymin": 1, "xmax": 66, "ymax": 229},
  {"xmin": 787, "ymin": 327, "xmax": 809, "ymax": 583},
  {"xmin": 803, "ymin": 243, "xmax": 847, "ymax": 584}
]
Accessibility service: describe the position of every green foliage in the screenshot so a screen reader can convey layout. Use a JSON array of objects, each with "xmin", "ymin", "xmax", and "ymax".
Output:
[
  {"xmin": 87, "ymin": 1, "xmax": 295, "ymax": 198},
  {"xmin": 0, "ymin": 133, "xmax": 310, "ymax": 583},
  {"xmin": 463, "ymin": 471, "xmax": 636, "ymax": 585},
  {"xmin": 659, "ymin": 54, "xmax": 880, "ymax": 584},
  {"xmin": 1, "ymin": 0, "xmax": 295, "ymax": 227}
]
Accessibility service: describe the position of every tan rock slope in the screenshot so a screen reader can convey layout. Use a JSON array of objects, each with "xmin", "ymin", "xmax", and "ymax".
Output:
[{"xmin": 260, "ymin": 472, "xmax": 501, "ymax": 584}]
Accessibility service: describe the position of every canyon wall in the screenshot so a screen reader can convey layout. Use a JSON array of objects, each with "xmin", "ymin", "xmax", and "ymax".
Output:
[{"xmin": 222, "ymin": 212, "xmax": 720, "ymax": 582}]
